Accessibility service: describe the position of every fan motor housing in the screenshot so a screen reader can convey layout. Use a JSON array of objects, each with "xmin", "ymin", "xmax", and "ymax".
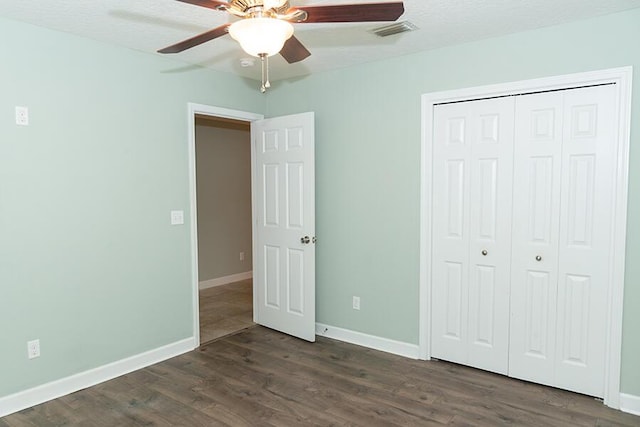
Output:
[{"xmin": 230, "ymin": 0, "xmax": 291, "ymax": 14}]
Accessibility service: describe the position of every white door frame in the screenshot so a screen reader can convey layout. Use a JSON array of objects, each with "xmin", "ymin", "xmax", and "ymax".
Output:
[
  {"xmin": 187, "ymin": 103, "xmax": 264, "ymax": 346},
  {"xmin": 419, "ymin": 67, "xmax": 633, "ymax": 409}
]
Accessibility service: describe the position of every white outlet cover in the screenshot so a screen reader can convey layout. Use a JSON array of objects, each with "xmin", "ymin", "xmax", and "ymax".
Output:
[
  {"xmin": 27, "ymin": 339, "xmax": 40, "ymax": 359},
  {"xmin": 170, "ymin": 210, "xmax": 184, "ymax": 225},
  {"xmin": 16, "ymin": 106, "xmax": 29, "ymax": 126}
]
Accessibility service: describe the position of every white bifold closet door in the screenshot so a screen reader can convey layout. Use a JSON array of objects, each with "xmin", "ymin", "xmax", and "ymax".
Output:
[
  {"xmin": 431, "ymin": 84, "xmax": 617, "ymax": 398},
  {"xmin": 431, "ymin": 97, "xmax": 515, "ymax": 375},
  {"xmin": 509, "ymin": 85, "xmax": 617, "ymax": 397}
]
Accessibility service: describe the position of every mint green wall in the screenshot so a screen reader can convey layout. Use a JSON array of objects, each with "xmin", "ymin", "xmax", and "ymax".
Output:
[
  {"xmin": 266, "ymin": 9, "xmax": 640, "ymax": 395},
  {"xmin": 0, "ymin": 17, "xmax": 263, "ymax": 397}
]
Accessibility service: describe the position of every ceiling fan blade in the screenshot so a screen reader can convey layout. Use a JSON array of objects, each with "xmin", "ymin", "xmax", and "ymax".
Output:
[
  {"xmin": 280, "ymin": 35, "xmax": 311, "ymax": 63},
  {"xmin": 293, "ymin": 2, "xmax": 404, "ymax": 23},
  {"xmin": 175, "ymin": 0, "xmax": 229, "ymax": 11},
  {"xmin": 158, "ymin": 24, "xmax": 230, "ymax": 53}
]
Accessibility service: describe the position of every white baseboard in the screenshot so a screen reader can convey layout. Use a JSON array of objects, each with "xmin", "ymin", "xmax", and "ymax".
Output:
[
  {"xmin": 315, "ymin": 323, "xmax": 419, "ymax": 360},
  {"xmin": 0, "ymin": 337, "xmax": 196, "ymax": 418},
  {"xmin": 620, "ymin": 393, "xmax": 640, "ymax": 416},
  {"xmin": 199, "ymin": 271, "xmax": 252, "ymax": 290}
]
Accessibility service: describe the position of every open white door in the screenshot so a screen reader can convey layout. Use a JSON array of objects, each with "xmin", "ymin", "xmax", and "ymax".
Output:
[{"xmin": 251, "ymin": 112, "xmax": 315, "ymax": 342}]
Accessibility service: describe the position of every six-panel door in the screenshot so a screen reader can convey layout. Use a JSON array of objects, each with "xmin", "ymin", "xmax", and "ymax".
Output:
[{"xmin": 252, "ymin": 112, "xmax": 316, "ymax": 342}]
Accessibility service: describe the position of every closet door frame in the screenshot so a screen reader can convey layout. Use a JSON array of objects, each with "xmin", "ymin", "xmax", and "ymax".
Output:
[{"xmin": 419, "ymin": 66, "xmax": 632, "ymax": 410}]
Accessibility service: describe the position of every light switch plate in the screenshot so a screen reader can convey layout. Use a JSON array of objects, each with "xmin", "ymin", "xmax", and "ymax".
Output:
[{"xmin": 170, "ymin": 210, "xmax": 184, "ymax": 225}]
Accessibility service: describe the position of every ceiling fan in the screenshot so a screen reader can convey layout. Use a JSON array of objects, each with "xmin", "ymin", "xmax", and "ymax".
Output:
[{"xmin": 158, "ymin": 0, "xmax": 405, "ymax": 91}]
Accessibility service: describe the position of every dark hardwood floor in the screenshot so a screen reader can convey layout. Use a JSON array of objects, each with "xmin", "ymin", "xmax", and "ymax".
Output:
[{"xmin": 2, "ymin": 327, "xmax": 638, "ymax": 426}]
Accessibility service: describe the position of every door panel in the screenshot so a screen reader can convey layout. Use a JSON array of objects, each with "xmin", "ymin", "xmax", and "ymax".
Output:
[
  {"xmin": 286, "ymin": 163, "xmax": 304, "ymax": 228},
  {"xmin": 264, "ymin": 245, "xmax": 280, "ymax": 308},
  {"xmin": 287, "ymin": 248, "xmax": 305, "ymax": 314},
  {"xmin": 561, "ymin": 274, "xmax": 590, "ymax": 365},
  {"xmin": 510, "ymin": 85, "xmax": 616, "ymax": 397},
  {"xmin": 509, "ymin": 91, "xmax": 563, "ymax": 387},
  {"xmin": 432, "ymin": 97, "xmax": 514, "ymax": 374},
  {"xmin": 432, "ymin": 105, "xmax": 471, "ymax": 365},
  {"xmin": 524, "ymin": 270, "xmax": 551, "ymax": 358},
  {"xmin": 555, "ymin": 85, "xmax": 616, "ymax": 396},
  {"xmin": 263, "ymin": 164, "xmax": 280, "ymax": 226},
  {"xmin": 444, "ymin": 261, "xmax": 464, "ymax": 339},
  {"xmin": 252, "ymin": 112, "xmax": 315, "ymax": 342},
  {"xmin": 471, "ymin": 265, "xmax": 496, "ymax": 346},
  {"xmin": 566, "ymin": 155, "xmax": 595, "ymax": 246},
  {"xmin": 467, "ymin": 98, "xmax": 514, "ymax": 374},
  {"xmin": 529, "ymin": 156, "xmax": 555, "ymax": 243},
  {"xmin": 477, "ymin": 158, "xmax": 498, "ymax": 239},
  {"xmin": 446, "ymin": 160, "xmax": 466, "ymax": 237}
]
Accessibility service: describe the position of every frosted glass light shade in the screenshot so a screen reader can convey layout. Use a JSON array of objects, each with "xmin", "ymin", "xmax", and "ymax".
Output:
[{"xmin": 229, "ymin": 18, "xmax": 294, "ymax": 57}]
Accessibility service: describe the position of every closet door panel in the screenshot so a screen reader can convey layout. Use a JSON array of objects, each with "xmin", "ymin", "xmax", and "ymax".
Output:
[
  {"xmin": 524, "ymin": 271, "xmax": 552, "ymax": 357},
  {"xmin": 509, "ymin": 92, "xmax": 563, "ymax": 386},
  {"xmin": 555, "ymin": 85, "xmax": 616, "ymax": 397},
  {"xmin": 430, "ymin": 83, "xmax": 619, "ymax": 400},
  {"xmin": 467, "ymin": 99, "xmax": 514, "ymax": 375},
  {"xmin": 432, "ymin": 98, "xmax": 514, "ymax": 374},
  {"xmin": 431, "ymin": 103, "xmax": 471, "ymax": 364}
]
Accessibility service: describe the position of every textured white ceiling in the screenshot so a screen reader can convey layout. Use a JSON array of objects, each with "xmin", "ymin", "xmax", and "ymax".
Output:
[{"xmin": 1, "ymin": 0, "xmax": 639, "ymax": 82}]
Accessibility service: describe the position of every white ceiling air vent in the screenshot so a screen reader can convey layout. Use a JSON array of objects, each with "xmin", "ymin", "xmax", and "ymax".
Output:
[{"xmin": 370, "ymin": 21, "xmax": 418, "ymax": 38}]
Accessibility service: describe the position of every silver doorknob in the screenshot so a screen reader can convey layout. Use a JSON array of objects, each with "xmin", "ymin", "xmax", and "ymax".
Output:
[
  {"xmin": 481, "ymin": 249, "xmax": 488, "ymax": 256},
  {"xmin": 536, "ymin": 255, "xmax": 542, "ymax": 261},
  {"xmin": 300, "ymin": 236, "xmax": 310, "ymax": 244}
]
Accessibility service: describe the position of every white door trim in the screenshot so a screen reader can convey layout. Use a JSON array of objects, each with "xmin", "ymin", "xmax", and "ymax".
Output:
[
  {"xmin": 419, "ymin": 67, "xmax": 633, "ymax": 409},
  {"xmin": 187, "ymin": 103, "xmax": 264, "ymax": 347}
]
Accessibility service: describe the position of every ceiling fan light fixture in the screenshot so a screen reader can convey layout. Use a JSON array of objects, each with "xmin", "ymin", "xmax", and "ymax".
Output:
[
  {"xmin": 229, "ymin": 17, "xmax": 294, "ymax": 57},
  {"xmin": 263, "ymin": 0, "xmax": 289, "ymax": 11}
]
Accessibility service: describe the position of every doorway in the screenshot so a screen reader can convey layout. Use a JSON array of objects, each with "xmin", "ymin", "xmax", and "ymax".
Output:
[
  {"xmin": 187, "ymin": 104, "xmax": 264, "ymax": 345},
  {"xmin": 195, "ymin": 114, "xmax": 254, "ymax": 343},
  {"xmin": 188, "ymin": 104, "xmax": 317, "ymax": 345}
]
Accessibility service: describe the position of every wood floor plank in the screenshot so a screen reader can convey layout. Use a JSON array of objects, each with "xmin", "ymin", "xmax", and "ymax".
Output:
[
  {"xmin": 203, "ymin": 351, "xmax": 440, "ymax": 425},
  {"xmin": 170, "ymin": 349, "xmax": 356, "ymax": 426},
  {"xmin": 199, "ymin": 338, "xmax": 454, "ymax": 425},
  {"xmin": 157, "ymin": 352, "xmax": 342, "ymax": 426},
  {"xmin": 223, "ymin": 328, "xmax": 639, "ymax": 426},
  {"xmin": 2, "ymin": 326, "xmax": 638, "ymax": 426}
]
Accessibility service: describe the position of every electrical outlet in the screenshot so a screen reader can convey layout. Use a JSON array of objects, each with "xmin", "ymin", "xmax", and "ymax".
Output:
[
  {"xmin": 240, "ymin": 251, "xmax": 245, "ymax": 261},
  {"xmin": 16, "ymin": 106, "xmax": 29, "ymax": 126},
  {"xmin": 27, "ymin": 339, "xmax": 40, "ymax": 359},
  {"xmin": 352, "ymin": 296, "xmax": 361, "ymax": 310}
]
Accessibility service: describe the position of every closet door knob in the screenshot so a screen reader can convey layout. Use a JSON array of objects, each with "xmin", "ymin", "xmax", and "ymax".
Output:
[
  {"xmin": 481, "ymin": 249, "xmax": 488, "ymax": 256},
  {"xmin": 536, "ymin": 255, "xmax": 542, "ymax": 261}
]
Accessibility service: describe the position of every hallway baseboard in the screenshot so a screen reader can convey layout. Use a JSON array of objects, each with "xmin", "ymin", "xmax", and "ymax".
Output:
[{"xmin": 199, "ymin": 271, "xmax": 252, "ymax": 290}]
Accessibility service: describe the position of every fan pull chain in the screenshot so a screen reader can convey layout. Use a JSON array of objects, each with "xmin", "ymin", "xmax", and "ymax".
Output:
[{"xmin": 260, "ymin": 54, "xmax": 271, "ymax": 93}]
